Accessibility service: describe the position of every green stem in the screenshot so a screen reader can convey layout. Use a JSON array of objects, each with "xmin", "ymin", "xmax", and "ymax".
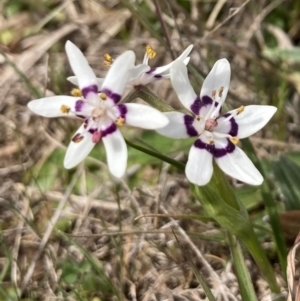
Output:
[
  {"xmin": 125, "ymin": 139, "xmax": 184, "ymax": 171},
  {"xmin": 242, "ymin": 138, "xmax": 287, "ymax": 277},
  {"xmin": 134, "ymin": 86, "xmax": 174, "ymax": 112},
  {"xmin": 227, "ymin": 232, "xmax": 257, "ymax": 301}
]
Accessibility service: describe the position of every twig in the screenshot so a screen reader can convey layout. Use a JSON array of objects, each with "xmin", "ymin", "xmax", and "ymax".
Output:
[
  {"xmin": 153, "ymin": 0, "xmax": 176, "ymax": 60},
  {"xmin": 204, "ymin": 0, "xmax": 250, "ymax": 38}
]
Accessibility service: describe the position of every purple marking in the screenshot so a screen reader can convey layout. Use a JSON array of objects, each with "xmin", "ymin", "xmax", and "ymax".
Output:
[
  {"xmin": 194, "ymin": 138, "xmax": 215, "ymax": 154},
  {"xmin": 154, "ymin": 74, "xmax": 162, "ymax": 79},
  {"xmin": 194, "ymin": 138, "xmax": 235, "ymax": 158},
  {"xmin": 190, "ymin": 95, "xmax": 218, "ymax": 116},
  {"xmin": 75, "ymin": 99, "xmax": 84, "ymax": 112},
  {"xmin": 222, "ymin": 113, "xmax": 238, "ymax": 136},
  {"xmin": 76, "ymin": 114, "xmax": 85, "ymax": 119},
  {"xmin": 82, "ymin": 84, "xmax": 98, "ymax": 99},
  {"xmin": 102, "ymin": 123, "xmax": 117, "ymax": 137},
  {"xmin": 194, "ymin": 95, "xmax": 221, "ymax": 116},
  {"xmin": 201, "ymin": 95, "xmax": 214, "ymax": 106},
  {"xmin": 146, "ymin": 67, "xmax": 156, "ymax": 74},
  {"xmin": 88, "ymin": 127, "xmax": 97, "ymax": 134},
  {"xmin": 117, "ymin": 104, "xmax": 127, "ymax": 118},
  {"xmin": 190, "ymin": 96, "xmax": 202, "ymax": 115},
  {"xmin": 101, "ymin": 88, "xmax": 121, "ymax": 104},
  {"xmin": 184, "ymin": 115, "xmax": 198, "ymax": 137}
]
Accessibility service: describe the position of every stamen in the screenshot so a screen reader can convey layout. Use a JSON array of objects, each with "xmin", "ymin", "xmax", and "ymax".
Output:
[
  {"xmin": 195, "ymin": 115, "xmax": 200, "ymax": 121},
  {"xmin": 104, "ymin": 53, "xmax": 113, "ymax": 67},
  {"xmin": 236, "ymin": 106, "xmax": 244, "ymax": 115},
  {"xmin": 92, "ymin": 108, "xmax": 106, "ymax": 121},
  {"xmin": 211, "ymin": 90, "xmax": 216, "ymax": 99},
  {"xmin": 99, "ymin": 92, "xmax": 107, "ymax": 100},
  {"xmin": 218, "ymin": 86, "xmax": 224, "ymax": 97},
  {"xmin": 71, "ymin": 88, "xmax": 82, "ymax": 97},
  {"xmin": 60, "ymin": 105, "xmax": 70, "ymax": 114},
  {"xmin": 230, "ymin": 137, "xmax": 239, "ymax": 145},
  {"xmin": 72, "ymin": 133, "xmax": 84, "ymax": 143},
  {"xmin": 146, "ymin": 45, "xmax": 156, "ymax": 59},
  {"xmin": 115, "ymin": 117, "xmax": 125, "ymax": 126},
  {"xmin": 208, "ymin": 139, "xmax": 214, "ymax": 145}
]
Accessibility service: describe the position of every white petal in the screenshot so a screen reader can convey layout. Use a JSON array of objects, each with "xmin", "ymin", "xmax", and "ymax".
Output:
[
  {"xmin": 101, "ymin": 50, "xmax": 135, "ymax": 104},
  {"xmin": 64, "ymin": 124, "xmax": 95, "ymax": 169},
  {"xmin": 116, "ymin": 103, "xmax": 169, "ymax": 129},
  {"xmin": 185, "ymin": 141, "xmax": 214, "ymax": 186},
  {"xmin": 177, "ymin": 44, "xmax": 194, "ymax": 62},
  {"xmin": 129, "ymin": 64, "xmax": 150, "ymax": 81},
  {"xmin": 170, "ymin": 61, "xmax": 198, "ymax": 112},
  {"xmin": 215, "ymin": 146, "xmax": 263, "ymax": 185},
  {"xmin": 151, "ymin": 44, "xmax": 194, "ymax": 76},
  {"xmin": 102, "ymin": 127, "xmax": 127, "ymax": 178},
  {"xmin": 232, "ymin": 105, "xmax": 277, "ymax": 139},
  {"xmin": 67, "ymin": 76, "xmax": 104, "ymax": 90},
  {"xmin": 200, "ymin": 58, "xmax": 231, "ymax": 104},
  {"xmin": 27, "ymin": 96, "xmax": 91, "ymax": 117},
  {"xmin": 156, "ymin": 112, "xmax": 198, "ymax": 138}
]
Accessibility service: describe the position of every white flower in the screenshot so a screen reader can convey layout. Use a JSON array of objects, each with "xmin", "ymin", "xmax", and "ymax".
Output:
[
  {"xmin": 28, "ymin": 41, "xmax": 169, "ymax": 177},
  {"xmin": 157, "ymin": 59, "xmax": 277, "ymax": 186},
  {"xmin": 67, "ymin": 44, "xmax": 194, "ymax": 89}
]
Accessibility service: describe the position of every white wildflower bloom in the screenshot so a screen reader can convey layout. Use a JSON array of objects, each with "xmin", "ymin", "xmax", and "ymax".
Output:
[
  {"xmin": 157, "ymin": 59, "xmax": 277, "ymax": 186},
  {"xmin": 28, "ymin": 41, "xmax": 169, "ymax": 177},
  {"xmin": 67, "ymin": 44, "xmax": 194, "ymax": 89}
]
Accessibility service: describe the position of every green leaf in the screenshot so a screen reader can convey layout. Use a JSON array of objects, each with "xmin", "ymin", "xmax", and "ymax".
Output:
[{"xmin": 273, "ymin": 155, "xmax": 300, "ymax": 210}]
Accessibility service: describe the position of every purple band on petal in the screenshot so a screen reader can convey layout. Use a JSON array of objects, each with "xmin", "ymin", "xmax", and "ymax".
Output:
[
  {"xmin": 194, "ymin": 138, "xmax": 235, "ymax": 158},
  {"xmin": 201, "ymin": 95, "xmax": 214, "ymax": 106},
  {"xmin": 117, "ymin": 104, "xmax": 127, "ymax": 118},
  {"xmin": 190, "ymin": 97, "xmax": 202, "ymax": 115},
  {"xmin": 194, "ymin": 95, "xmax": 221, "ymax": 116},
  {"xmin": 184, "ymin": 115, "xmax": 198, "ymax": 137},
  {"xmin": 82, "ymin": 84, "xmax": 98, "ymax": 99},
  {"xmin": 101, "ymin": 88, "xmax": 121, "ymax": 104},
  {"xmin": 154, "ymin": 74, "xmax": 162, "ymax": 79},
  {"xmin": 222, "ymin": 114, "xmax": 238, "ymax": 136},
  {"xmin": 75, "ymin": 99, "xmax": 84, "ymax": 112},
  {"xmin": 146, "ymin": 67, "xmax": 156, "ymax": 74},
  {"xmin": 102, "ymin": 123, "xmax": 117, "ymax": 137},
  {"xmin": 191, "ymin": 95, "xmax": 219, "ymax": 116}
]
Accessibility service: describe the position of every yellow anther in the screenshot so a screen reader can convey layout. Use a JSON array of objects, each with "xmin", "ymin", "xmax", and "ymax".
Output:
[
  {"xmin": 60, "ymin": 105, "xmax": 70, "ymax": 114},
  {"xmin": 115, "ymin": 117, "xmax": 125, "ymax": 126},
  {"xmin": 236, "ymin": 106, "xmax": 244, "ymax": 115},
  {"xmin": 146, "ymin": 45, "xmax": 156, "ymax": 59},
  {"xmin": 209, "ymin": 139, "xmax": 214, "ymax": 145},
  {"xmin": 71, "ymin": 88, "xmax": 82, "ymax": 97},
  {"xmin": 211, "ymin": 90, "xmax": 216, "ymax": 99},
  {"xmin": 196, "ymin": 115, "xmax": 200, "ymax": 121},
  {"xmin": 72, "ymin": 133, "xmax": 84, "ymax": 143},
  {"xmin": 104, "ymin": 53, "xmax": 113, "ymax": 67},
  {"xmin": 218, "ymin": 86, "xmax": 224, "ymax": 97},
  {"xmin": 99, "ymin": 92, "xmax": 107, "ymax": 100},
  {"xmin": 230, "ymin": 137, "xmax": 239, "ymax": 145}
]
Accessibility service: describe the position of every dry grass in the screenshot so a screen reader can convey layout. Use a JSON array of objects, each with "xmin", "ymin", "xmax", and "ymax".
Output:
[{"xmin": 1, "ymin": 0, "xmax": 299, "ymax": 300}]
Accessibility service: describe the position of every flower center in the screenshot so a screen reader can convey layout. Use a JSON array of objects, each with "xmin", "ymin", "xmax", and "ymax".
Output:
[
  {"xmin": 205, "ymin": 119, "xmax": 218, "ymax": 131},
  {"xmin": 92, "ymin": 107, "xmax": 106, "ymax": 121}
]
